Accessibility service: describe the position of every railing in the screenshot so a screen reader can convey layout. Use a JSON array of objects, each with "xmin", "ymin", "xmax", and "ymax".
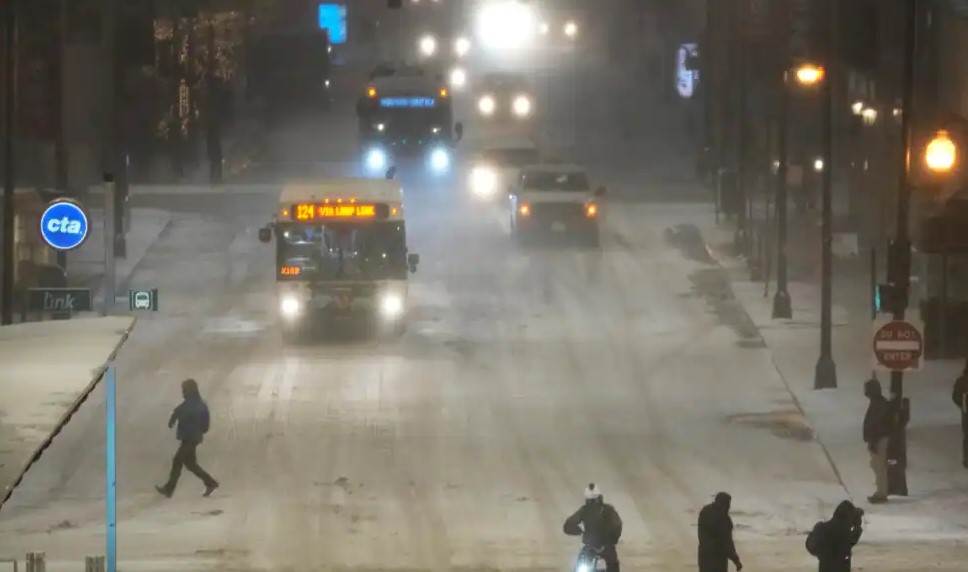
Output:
[{"xmin": 0, "ymin": 553, "xmax": 106, "ymax": 572}]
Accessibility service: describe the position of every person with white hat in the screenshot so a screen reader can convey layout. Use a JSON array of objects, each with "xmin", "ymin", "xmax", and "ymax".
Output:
[{"xmin": 563, "ymin": 483, "xmax": 623, "ymax": 572}]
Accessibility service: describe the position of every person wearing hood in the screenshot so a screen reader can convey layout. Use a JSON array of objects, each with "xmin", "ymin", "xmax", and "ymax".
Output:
[
  {"xmin": 563, "ymin": 483, "xmax": 623, "ymax": 572},
  {"xmin": 697, "ymin": 492, "xmax": 742, "ymax": 572},
  {"xmin": 814, "ymin": 500, "xmax": 864, "ymax": 572},
  {"xmin": 863, "ymin": 378, "xmax": 890, "ymax": 503},
  {"xmin": 156, "ymin": 379, "xmax": 219, "ymax": 498}
]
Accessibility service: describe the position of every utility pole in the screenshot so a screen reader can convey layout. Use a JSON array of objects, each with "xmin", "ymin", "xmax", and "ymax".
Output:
[
  {"xmin": 734, "ymin": 0, "xmax": 749, "ymax": 252},
  {"xmin": 814, "ymin": 0, "xmax": 837, "ymax": 389},
  {"xmin": 1, "ymin": 0, "xmax": 18, "ymax": 326}
]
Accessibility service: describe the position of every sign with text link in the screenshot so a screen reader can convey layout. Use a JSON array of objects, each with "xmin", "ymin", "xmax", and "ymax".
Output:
[{"xmin": 293, "ymin": 202, "xmax": 389, "ymax": 221}]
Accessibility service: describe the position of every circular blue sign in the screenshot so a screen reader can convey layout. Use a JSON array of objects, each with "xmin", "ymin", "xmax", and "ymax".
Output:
[{"xmin": 39, "ymin": 199, "xmax": 90, "ymax": 251}]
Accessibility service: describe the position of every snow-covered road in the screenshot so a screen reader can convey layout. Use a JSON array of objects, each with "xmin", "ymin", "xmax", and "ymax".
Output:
[{"xmin": 1, "ymin": 60, "xmax": 963, "ymax": 572}]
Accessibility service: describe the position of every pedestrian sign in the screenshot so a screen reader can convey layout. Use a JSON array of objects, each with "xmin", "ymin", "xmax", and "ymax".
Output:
[{"xmin": 128, "ymin": 289, "xmax": 158, "ymax": 311}]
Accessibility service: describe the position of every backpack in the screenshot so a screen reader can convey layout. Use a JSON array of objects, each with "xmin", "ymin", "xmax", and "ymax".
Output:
[{"xmin": 805, "ymin": 521, "xmax": 827, "ymax": 557}]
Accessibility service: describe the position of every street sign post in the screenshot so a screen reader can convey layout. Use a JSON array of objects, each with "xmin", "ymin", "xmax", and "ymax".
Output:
[
  {"xmin": 39, "ymin": 198, "xmax": 89, "ymax": 251},
  {"xmin": 873, "ymin": 319, "xmax": 924, "ymax": 372},
  {"xmin": 27, "ymin": 288, "xmax": 93, "ymax": 313},
  {"xmin": 128, "ymin": 288, "xmax": 158, "ymax": 311}
]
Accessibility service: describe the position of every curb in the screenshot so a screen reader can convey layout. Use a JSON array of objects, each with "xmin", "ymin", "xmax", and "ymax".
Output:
[
  {"xmin": 688, "ymin": 223, "xmax": 853, "ymax": 498},
  {"xmin": 0, "ymin": 317, "xmax": 137, "ymax": 513}
]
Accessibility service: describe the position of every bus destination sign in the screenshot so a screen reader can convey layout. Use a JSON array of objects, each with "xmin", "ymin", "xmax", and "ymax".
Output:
[{"xmin": 293, "ymin": 203, "xmax": 384, "ymax": 221}]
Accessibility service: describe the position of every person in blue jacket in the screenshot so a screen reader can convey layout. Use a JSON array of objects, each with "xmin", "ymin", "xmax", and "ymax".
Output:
[{"xmin": 156, "ymin": 379, "xmax": 219, "ymax": 497}]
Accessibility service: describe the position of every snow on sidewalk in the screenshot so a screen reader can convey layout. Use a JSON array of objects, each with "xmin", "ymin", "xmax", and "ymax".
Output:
[
  {"xmin": 0, "ymin": 316, "xmax": 136, "ymax": 511},
  {"xmin": 66, "ymin": 208, "xmax": 171, "ymax": 301},
  {"xmin": 659, "ymin": 201, "xmax": 968, "ymax": 541}
]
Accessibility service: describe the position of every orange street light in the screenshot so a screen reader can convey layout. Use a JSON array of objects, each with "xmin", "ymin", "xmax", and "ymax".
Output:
[
  {"xmin": 795, "ymin": 64, "xmax": 825, "ymax": 86},
  {"xmin": 924, "ymin": 130, "xmax": 957, "ymax": 173}
]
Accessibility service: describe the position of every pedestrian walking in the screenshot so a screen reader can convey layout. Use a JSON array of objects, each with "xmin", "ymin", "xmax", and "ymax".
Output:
[
  {"xmin": 952, "ymin": 364, "xmax": 968, "ymax": 468},
  {"xmin": 805, "ymin": 500, "xmax": 864, "ymax": 572},
  {"xmin": 697, "ymin": 492, "xmax": 742, "ymax": 572},
  {"xmin": 863, "ymin": 378, "xmax": 890, "ymax": 503},
  {"xmin": 155, "ymin": 379, "xmax": 219, "ymax": 498}
]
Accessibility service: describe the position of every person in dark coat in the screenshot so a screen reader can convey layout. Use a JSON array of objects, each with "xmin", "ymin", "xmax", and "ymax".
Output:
[
  {"xmin": 697, "ymin": 492, "xmax": 742, "ymax": 572},
  {"xmin": 952, "ymin": 365, "xmax": 968, "ymax": 468},
  {"xmin": 863, "ymin": 379, "xmax": 890, "ymax": 503},
  {"xmin": 156, "ymin": 379, "xmax": 219, "ymax": 497},
  {"xmin": 816, "ymin": 500, "xmax": 863, "ymax": 572},
  {"xmin": 563, "ymin": 483, "xmax": 623, "ymax": 572}
]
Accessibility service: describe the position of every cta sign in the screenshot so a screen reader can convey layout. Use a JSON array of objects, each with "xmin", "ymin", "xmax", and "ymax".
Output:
[{"xmin": 39, "ymin": 199, "xmax": 89, "ymax": 251}]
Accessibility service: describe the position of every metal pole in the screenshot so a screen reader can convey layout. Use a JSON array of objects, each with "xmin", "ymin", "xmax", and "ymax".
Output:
[
  {"xmin": 103, "ymin": 174, "xmax": 115, "ymax": 314},
  {"xmin": 870, "ymin": 246, "xmax": 879, "ymax": 382},
  {"xmin": 735, "ymin": 3, "xmax": 749, "ymax": 253},
  {"xmin": 773, "ymin": 69, "xmax": 793, "ymax": 318},
  {"xmin": 54, "ymin": 0, "xmax": 68, "ymax": 273},
  {"xmin": 1, "ymin": 0, "xmax": 17, "ymax": 326},
  {"xmin": 814, "ymin": 0, "xmax": 837, "ymax": 389},
  {"xmin": 105, "ymin": 366, "xmax": 117, "ymax": 572},
  {"xmin": 891, "ymin": 0, "xmax": 918, "ymax": 398},
  {"xmin": 941, "ymin": 250, "xmax": 948, "ymax": 358}
]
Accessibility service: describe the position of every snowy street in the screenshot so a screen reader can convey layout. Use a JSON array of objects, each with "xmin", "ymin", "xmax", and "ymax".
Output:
[{"xmin": 1, "ymin": 57, "xmax": 966, "ymax": 572}]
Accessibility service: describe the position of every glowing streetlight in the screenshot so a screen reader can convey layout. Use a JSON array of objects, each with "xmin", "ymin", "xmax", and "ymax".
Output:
[
  {"xmin": 851, "ymin": 101, "xmax": 864, "ymax": 115},
  {"xmin": 419, "ymin": 35, "xmax": 437, "ymax": 56},
  {"xmin": 924, "ymin": 130, "xmax": 957, "ymax": 173},
  {"xmin": 795, "ymin": 64, "xmax": 825, "ymax": 86},
  {"xmin": 861, "ymin": 106, "xmax": 878, "ymax": 126}
]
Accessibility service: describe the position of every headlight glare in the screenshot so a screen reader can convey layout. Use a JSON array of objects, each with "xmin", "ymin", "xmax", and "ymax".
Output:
[
  {"xmin": 470, "ymin": 166, "xmax": 498, "ymax": 197},
  {"xmin": 478, "ymin": 95, "xmax": 496, "ymax": 115},
  {"xmin": 280, "ymin": 296, "xmax": 301, "ymax": 318},
  {"xmin": 513, "ymin": 95, "xmax": 531, "ymax": 117},
  {"xmin": 366, "ymin": 147, "xmax": 388, "ymax": 171},
  {"xmin": 450, "ymin": 67, "xmax": 467, "ymax": 88},
  {"xmin": 430, "ymin": 147, "xmax": 450, "ymax": 172},
  {"xmin": 380, "ymin": 293, "xmax": 404, "ymax": 318}
]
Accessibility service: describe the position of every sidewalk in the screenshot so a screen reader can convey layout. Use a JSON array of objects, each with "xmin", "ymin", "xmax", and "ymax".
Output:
[
  {"xmin": 0, "ymin": 316, "xmax": 136, "ymax": 511},
  {"xmin": 682, "ymin": 202, "xmax": 968, "ymax": 540},
  {"xmin": 65, "ymin": 207, "xmax": 172, "ymax": 305}
]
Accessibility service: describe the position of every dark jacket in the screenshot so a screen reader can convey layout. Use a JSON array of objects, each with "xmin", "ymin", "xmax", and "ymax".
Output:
[
  {"xmin": 863, "ymin": 394, "xmax": 890, "ymax": 445},
  {"xmin": 698, "ymin": 502, "xmax": 740, "ymax": 571},
  {"xmin": 169, "ymin": 398, "xmax": 210, "ymax": 443},
  {"xmin": 817, "ymin": 501, "xmax": 863, "ymax": 572},
  {"xmin": 563, "ymin": 501, "xmax": 623, "ymax": 548},
  {"xmin": 953, "ymin": 374, "xmax": 968, "ymax": 415}
]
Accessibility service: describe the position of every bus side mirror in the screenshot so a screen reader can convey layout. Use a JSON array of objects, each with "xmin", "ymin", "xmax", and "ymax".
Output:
[
  {"xmin": 386, "ymin": 166, "xmax": 397, "ymax": 179},
  {"xmin": 455, "ymin": 122, "xmax": 464, "ymax": 142},
  {"xmin": 408, "ymin": 253, "xmax": 420, "ymax": 272},
  {"xmin": 258, "ymin": 227, "xmax": 272, "ymax": 243},
  {"xmin": 594, "ymin": 186, "xmax": 607, "ymax": 197}
]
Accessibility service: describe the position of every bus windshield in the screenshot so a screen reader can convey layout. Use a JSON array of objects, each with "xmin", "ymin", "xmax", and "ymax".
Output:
[{"xmin": 276, "ymin": 221, "xmax": 407, "ymax": 281}]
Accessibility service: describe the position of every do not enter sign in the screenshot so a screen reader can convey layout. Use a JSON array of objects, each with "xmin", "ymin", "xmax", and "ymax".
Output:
[{"xmin": 873, "ymin": 320, "xmax": 924, "ymax": 372}]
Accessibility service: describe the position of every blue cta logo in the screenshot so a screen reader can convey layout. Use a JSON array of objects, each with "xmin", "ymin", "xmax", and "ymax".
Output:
[{"xmin": 40, "ymin": 199, "xmax": 90, "ymax": 251}]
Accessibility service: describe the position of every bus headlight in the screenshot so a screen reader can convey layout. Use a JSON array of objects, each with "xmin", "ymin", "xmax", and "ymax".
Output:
[
  {"xmin": 429, "ymin": 147, "xmax": 450, "ymax": 172},
  {"xmin": 380, "ymin": 293, "xmax": 404, "ymax": 319},
  {"xmin": 365, "ymin": 147, "xmax": 388, "ymax": 171},
  {"xmin": 470, "ymin": 166, "xmax": 498, "ymax": 197},
  {"xmin": 280, "ymin": 296, "xmax": 302, "ymax": 318},
  {"xmin": 564, "ymin": 21, "xmax": 578, "ymax": 38},
  {"xmin": 450, "ymin": 67, "xmax": 467, "ymax": 89},
  {"xmin": 478, "ymin": 95, "xmax": 496, "ymax": 116},
  {"xmin": 512, "ymin": 95, "xmax": 531, "ymax": 117}
]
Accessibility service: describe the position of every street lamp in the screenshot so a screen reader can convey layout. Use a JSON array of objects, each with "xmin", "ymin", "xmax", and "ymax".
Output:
[
  {"xmin": 924, "ymin": 129, "xmax": 957, "ymax": 173},
  {"xmin": 795, "ymin": 64, "xmax": 825, "ymax": 86},
  {"xmin": 773, "ymin": 61, "xmax": 825, "ymax": 320}
]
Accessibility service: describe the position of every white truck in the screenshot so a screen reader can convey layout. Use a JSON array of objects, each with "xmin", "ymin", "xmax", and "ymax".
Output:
[{"xmin": 258, "ymin": 178, "xmax": 419, "ymax": 340}]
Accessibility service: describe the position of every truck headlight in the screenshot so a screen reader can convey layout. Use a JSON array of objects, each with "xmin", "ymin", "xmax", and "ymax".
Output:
[
  {"xmin": 429, "ymin": 147, "xmax": 450, "ymax": 172},
  {"xmin": 512, "ymin": 95, "xmax": 531, "ymax": 117},
  {"xmin": 380, "ymin": 293, "xmax": 404, "ymax": 319},
  {"xmin": 478, "ymin": 95, "xmax": 496, "ymax": 116},
  {"xmin": 470, "ymin": 166, "xmax": 498, "ymax": 197},
  {"xmin": 419, "ymin": 34, "xmax": 437, "ymax": 56},
  {"xmin": 366, "ymin": 147, "xmax": 388, "ymax": 171},
  {"xmin": 280, "ymin": 296, "xmax": 301, "ymax": 318},
  {"xmin": 454, "ymin": 36, "xmax": 471, "ymax": 57},
  {"xmin": 450, "ymin": 67, "xmax": 467, "ymax": 88}
]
